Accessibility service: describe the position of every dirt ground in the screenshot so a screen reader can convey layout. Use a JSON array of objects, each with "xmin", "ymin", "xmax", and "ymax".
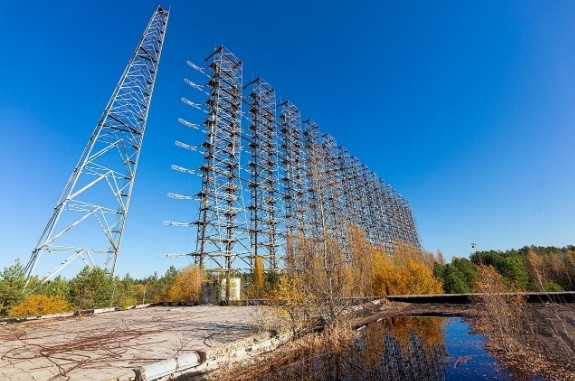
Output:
[{"xmin": 472, "ymin": 302, "xmax": 575, "ymax": 381}]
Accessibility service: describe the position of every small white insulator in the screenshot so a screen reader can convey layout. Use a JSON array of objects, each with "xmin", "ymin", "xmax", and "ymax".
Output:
[
  {"xmin": 175, "ymin": 141, "xmax": 197, "ymax": 151},
  {"xmin": 184, "ymin": 78, "xmax": 204, "ymax": 91},
  {"xmin": 181, "ymin": 97, "xmax": 202, "ymax": 110},
  {"xmin": 178, "ymin": 117, "xmax": 200, "ymax": 130},
  {"xmin": 171, "ymin": 164, "xmax": 195, "ymax": 175},
  {"xmin": 186, "ymin": 60, "xmax": 206, "ymax": 74}
]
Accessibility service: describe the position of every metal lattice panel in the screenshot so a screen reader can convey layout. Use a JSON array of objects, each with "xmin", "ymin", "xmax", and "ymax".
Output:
[
  {"xmin": 302, "ymin": 120, "xmax": 326, "ymax": 241},
  {"xmin": 321, "ymin": 134, "xmax": 347, "ymax": 241}
]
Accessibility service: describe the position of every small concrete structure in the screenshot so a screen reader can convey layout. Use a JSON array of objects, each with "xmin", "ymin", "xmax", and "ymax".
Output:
[
  {"xmin": 201, "ymin": 280, "xmax": 217, "ymax": 304},
  {"xmin": 220, "ymin": 277, "xmax": 241, "ymax": 301},
  {"xmin": 0, "ymin": 305, "xmax": 271, "ymax": 380},
  {"xmin": 201, "ymin": 278, "xmax": 242, "ymax": 303}
]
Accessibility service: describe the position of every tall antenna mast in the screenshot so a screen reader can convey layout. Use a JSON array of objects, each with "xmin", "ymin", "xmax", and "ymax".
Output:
[
  {"xmin": 193, "ymin": 47, "xmax": 247, "ymax": 291},
  {"xmin": 246, "ymin": 78, "xmax": 279, "ymax": 270},
  {"xmin": 25, "ymin": 6, "xmax": 169, "ymax": 281}
]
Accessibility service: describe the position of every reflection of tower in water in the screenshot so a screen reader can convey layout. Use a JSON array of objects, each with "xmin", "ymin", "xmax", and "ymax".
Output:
[
  {"xmin": 357, "ymin": 316, "xmax": 448, "ymax": 381},
  {"xmin": 271, "ymin": 316, "xmax": 448, "ymax": 380}
]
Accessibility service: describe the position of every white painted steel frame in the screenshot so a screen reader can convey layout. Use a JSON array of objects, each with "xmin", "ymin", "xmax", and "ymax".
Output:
[{"xmin": 25, "ymin": 6, "xmax": 169, "ymax": 281}]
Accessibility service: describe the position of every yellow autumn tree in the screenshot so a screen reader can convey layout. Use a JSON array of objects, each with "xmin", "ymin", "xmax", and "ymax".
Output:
[
  {"xmin": 473, "ymin": 264, "xmax": 508, "ymax": 293},
  {"xmin": 9, "ymin": 294, "xmax": 71, "ymax": 317},
  {"xmin": 473, "ymin": 264, "xmax": 530, "ymax": 352},
  {"xmin": 251, "ymin": 256, "xmax": 265, "ymax": 298},
  {"xmin": 267, "ymin": 226, "xmax": 443, "ymax": 334},
  {"xmin": 348, "ymin": 225, "xmax": 377, "ymax": 296},
  {"xmin": 132, "ymin": 283, "xmax": 146, "ymax": 304},
  {"xmin": 160, "ymin": 265, "xmax": 205, "ymax": 302},
  {"xmin": 525, "ymin": 249, "xmax": 546, "ymax": 291},
  {"xmin": 371, "ymin": 243, "xmax": 443, "ymax": 295},
  {"xmin": 268, "ymin": 273, "xmax": 314, "ymax": 336}
]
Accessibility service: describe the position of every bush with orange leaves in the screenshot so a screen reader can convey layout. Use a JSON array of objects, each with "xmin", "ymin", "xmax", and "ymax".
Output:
[
  {"xmin": 346, "ymin": 227, "xmax": 442, "ymax": 296},
  {"xmin": 8, "ymin": 294, "xmax": 72, "ymax": 317},
  {"xmin": 156, "ymin": 265, "xmax": 205, "ymax": 302},
  {"xmin": 369, "ymin": 242, "xmax": 443, "ymax": 296}
]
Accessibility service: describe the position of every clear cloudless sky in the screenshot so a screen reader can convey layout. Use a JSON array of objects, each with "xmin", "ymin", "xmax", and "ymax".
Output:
[{"xmin": 1, "ymin": 1, "xmax": 574, "ymax": 278}]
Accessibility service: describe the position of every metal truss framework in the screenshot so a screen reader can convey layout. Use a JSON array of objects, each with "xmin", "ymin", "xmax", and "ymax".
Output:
[
  {"xmin": 246, "ymin": 78, "xmax": 280, "ymax": 269},
  {"xmin": 172, "ymin": 46, "xmax": 421, "ymax": 278},
  {"xmin": 278, "ymin": 101, "xmax": 307, "ymax": 240},
  {"xmin": 191, "ymin": 47, "xmax": 248, "ymax": 275},
  {"xmin": 25, "ymin": 6, "xmax": 169, "ymax": 281}
]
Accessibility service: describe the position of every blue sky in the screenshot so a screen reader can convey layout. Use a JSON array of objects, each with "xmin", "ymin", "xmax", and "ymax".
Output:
[{"xmin": 1, "ymin": 1, "xmax": 574, "ymax": 278}]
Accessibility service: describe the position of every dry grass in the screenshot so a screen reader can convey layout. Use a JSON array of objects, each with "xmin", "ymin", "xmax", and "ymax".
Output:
[{"xmin": 473, "ymin": 266, "xmax": 575, "ymax": 380}]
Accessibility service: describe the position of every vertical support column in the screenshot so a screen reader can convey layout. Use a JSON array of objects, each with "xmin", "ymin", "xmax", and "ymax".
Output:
[
  {"xmin": 336, "ymin": 147, "xmax": 356, "ymax": 226},
  {"xmin": 337, "ymin": 148, "xmax": 363, "ymax": 260},
  {"xmin": 355, "ymin": 165, "xmax": 375, "ymax": 244},
  {"xmin": 278, "ymin": 101, "xmax": 307, "ymax": 270},
  {"xmin": 365, "ymin": 170, "xmax": 386, "ymax": 246},
  {"xmin": 383, "ymin": 182, "xmax": 403, "ymax": 253}
]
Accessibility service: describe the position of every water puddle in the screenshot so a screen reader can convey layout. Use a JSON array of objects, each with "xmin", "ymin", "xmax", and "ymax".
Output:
[
  {"xmin": 442, "ymin": 317, "xmax": 544, "ymax": 380},
  {"xmin": 269, "ymin": 316, "xmax": 546, "ymax": 380}
]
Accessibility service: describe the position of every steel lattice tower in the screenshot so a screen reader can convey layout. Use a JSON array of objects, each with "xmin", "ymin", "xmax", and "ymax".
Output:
[
  {"xmin": 278, "ymin": 101, "xmax": 307, "ymax": 239},
  {"xmin": 321, "ymin": 134, "xmax": 346, "ymax": 241},
  {"xmin": 302, "ymin": 120, "xmax": 325, "ymax": 241},
  {"xmin": 246, "ymin": 78, "xmax": 280, "ymax": 269},
  {"xmin": 193, "ymin": 47, "xmax": 248, "ymax": 278},
  {"xmin": 173, "ymin": 47, "xmax": 422, "ymax": 285},
  {"xmin": 25, "ymin": 6, "xmax": 169, "ymax": 281}
]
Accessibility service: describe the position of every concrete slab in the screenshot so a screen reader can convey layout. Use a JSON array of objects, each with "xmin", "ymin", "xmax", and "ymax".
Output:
[{"xmin": 0, "ymin": 306, "xmax": 269, "ymax": 381}]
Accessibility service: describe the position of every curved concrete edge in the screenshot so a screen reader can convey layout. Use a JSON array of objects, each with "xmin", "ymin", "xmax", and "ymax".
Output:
[
  {"xmin": 134, "ymin": 352, "xmax": 203, "ymax": 381},
  {"xmin": 132, "ymin": 330, "xmax": 292, "ymax": 381},
  {"xmin": 0, "ymin": 304, "xmax": 156, "ymax": 325},
  {"xmin": 0, "ymin": 311, "xmax": 76, "ymax": 324},
  {"xmin": 184, "ymin": 330, "xmax": 292, "ymax": 378}
]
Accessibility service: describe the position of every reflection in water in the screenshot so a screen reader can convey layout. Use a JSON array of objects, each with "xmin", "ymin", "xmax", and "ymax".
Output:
[
  {"xmin": 266, "ymin": 316, "xmax": 533, "ymax": 381},
  {"xmin": 346, "ymin": 316, "xmax": 447, "ymax": 380},
  {"xmin": 274, "ymin": 316, "xmax": 447, "ymax": 380}
]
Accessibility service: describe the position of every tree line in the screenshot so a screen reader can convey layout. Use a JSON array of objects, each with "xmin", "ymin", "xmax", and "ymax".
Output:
[
  {"xmin": 434, "ymin": 245, "xmax": 575, "ymax": 293},
  {"xmin": 0, "ymin": 262, "xmax": 188, "ymax": 317},
  {"xmin": 1, "ymin": 243, "xmax": 573, "ymax": 318}
]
